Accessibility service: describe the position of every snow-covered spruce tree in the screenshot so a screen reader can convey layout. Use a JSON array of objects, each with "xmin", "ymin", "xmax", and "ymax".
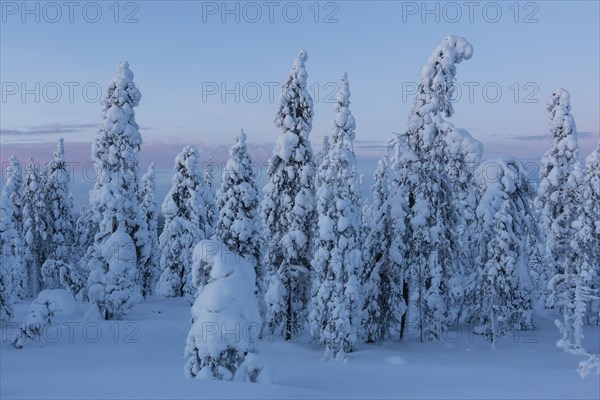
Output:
[
  {"xmin": 580, "ymin": 146, "xmax": 600, "ymax": 324},
  {"xmin": 61, "ymin": 206, "xmax": 98, "ymax": 301},
  {"xmin": 203, "ymin": 156, "xmax": 218, "ymax": 238},
  {"xmin": 526, "ymin": 219, "xmax": 547, "ymax": 308},
  {"xmin": 86, "ymin": 61, "xmax": 150, "ymax": 319},
  {"xmin": 547, "ymin": 162, "xmax": 595, "ymax": 350},
  {"xmin": 394, "ymin": 36, "xmax": 473, "ymax": 341},
  {"xmin": 359, "ymin": 198, "xmax": 371, "ymax": 245},
  {"xmin": 0, "ymin": 262, "xmax": 13, "ymax": 322},
  {"xmin": 361, "ymin": 135, "xmax": 410, "ymax": 343},
  {"xmin": 45, "ymin": 138, "xmax": 76, "ymax": 264},
  {"xmin": 140, "ymin": 163, "xmax": 160, "ymax": 298},
  {"xmin": 309, "ymin": 74, "xmax": 362, "ymax": 360},
  {"xmin": 474, "ymin": 158, "xmax": 536, "ymax": 343},
  {"xmin": 440, "ymin": 125, "xmax": 483, "ymax": 322},
  {"xmin": 0, "ymin": 156, "xmax": 28, "ymax": 304},
  {"xmin": 75, "ymin": 206, "xmax": 98, "ymax": 259},
  {"xmin": 156, "ymin": 145, "xmax": 211, "ymax": 300},
  {"xmin": 315, "ymin": 135, "xmax": 330, "ymax": 176},
  {"xmin": 185, "ymin": 239, "xmax": 263, "ymax": 381},
  {"xmin": 388, "ymin": 134, "xmax": 417, "ymax": 339},
  {"xmin": 22, "ymin": 159, "xmax": 51, "ymax": 297},
  {"xmin": 204, "ymin": 155, "xmax": 216, "ymax": 192},
  {"xmin": 361, "ymin": 153, "xmax": 391, "ymax": 343},
  {"xmin": 537, "ymin": 88, "xmax": 579, "ymax": 294},
  {"xmin": 215, "ymin": 130, "xmax": 263, "ymax": 298},
  {"xmin": 1, "ymin": 156, "xmax": 24, "ymax": 321},
  {"xmin": 262, "ymin": 49, "xmax": 316, "ymax": 340}
]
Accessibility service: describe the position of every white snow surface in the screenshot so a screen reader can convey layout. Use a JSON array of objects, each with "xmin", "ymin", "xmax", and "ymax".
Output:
[{"xmin": 2, "ymin": 298, "xmax": 598, "ymax": 399}]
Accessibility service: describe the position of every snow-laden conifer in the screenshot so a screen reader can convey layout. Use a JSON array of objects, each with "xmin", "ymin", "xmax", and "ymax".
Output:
[
  {"xmin": 215, "ymin": 130, "xmax": 263, "ymax": 298},
  {"xmin": 86, "ymin": 62, "xmax": 149, "ymax": 319},
  {"xmin": 140, "ymin": 163, "xmax": 160, "ymax": 298},
  {"xmin": 310, "ymin": 74, "xmax": 362, "ymax": 360},
  {"xmin": 157, "ymin": 146, "xmax": 211, "ymax": 299},
  {"xmin": 263, "ymin": 49, "xmax": 316, "ymax": 340}
]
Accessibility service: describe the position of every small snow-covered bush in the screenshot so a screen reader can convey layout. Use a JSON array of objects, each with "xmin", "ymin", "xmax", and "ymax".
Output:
[
  {"xmin": 185, "ymin": 240, "xmax": 263, "ymax": 382},
  {"xmin": 12, "ymin": 289, "xmax": 76, "ymax": 348}
]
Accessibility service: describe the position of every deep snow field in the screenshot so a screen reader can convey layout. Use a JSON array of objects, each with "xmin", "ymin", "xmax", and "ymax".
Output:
[{"xmin": 1, "ymin": 298, "xmax": 598, "ymax": 400}]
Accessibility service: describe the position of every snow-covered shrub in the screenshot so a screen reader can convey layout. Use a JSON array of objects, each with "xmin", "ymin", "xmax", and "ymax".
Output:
[
  {"xmin": 185, "ymin": 239, "xmax": 263, "ymax": 382},
  {"xmin": 12, "ymin": 289, "xmax": 76, "ymax": 348}
]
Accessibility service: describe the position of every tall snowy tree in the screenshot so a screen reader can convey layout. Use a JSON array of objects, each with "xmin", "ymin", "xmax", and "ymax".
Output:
[
  {"xmin": 580, "ymin": 145, "xmax": 600, "ymax": 324},
  {"xmin": 441, "ymin": 125, "xmax": 483, "ymax": 322},
  {"xmin": 140, "ymin": 163, "xmax": 160, "ymax": 298},
  {"xmin": 309, "ymin": 74, "xmax": 362, "ymax": 360},
  {"xmin": 86, "ymin": 61, "xmax": 150, "ymax": 319},
  {"xmin": 361, "ymin": 152, "xmax": 393, "ymax": 343},
  {"xmin": 547, "ymin": 161, "xmax": 594, "ymax": 349},
  {"xmin": 393, "ymin": 36, "xmax": 473, "ymax": 341},
  {"xmin": 387, "ymin": 135, "xmax": 416, "ymax": 340},
  {"xmin": 204, "ymin": 155, "xmax": 216, "ymax": 192},
  {"xmin": 0, "ymin": 156, "xmax": 23, "ymax": 320},
  {"xmin": 0, "ymin": 257, "xmax": 13, "ymax": 322},
  {"xmin": 473, "ymin": 158, "xmax": 536, "ymax": 344},
  {"xmin": 315, "ymin": 136, "xmax": 330, "ymax": 175},
  {"xmin": 75, "ymin": 206, "xmax": 98, "ymax": 260},
  {"xmin": 215, "ymin": 130, "xmax": 263, "ymax": 298},
  {"xmin": 156, "ymin": 145, "xmax": 211, "ymax": 299},
  {"xmin": 61, "ymin": 206, "xmax": 98, "ymax": 301},
  {"xmin": 203, "ymin": 156, "xmax": 218, "ymax": 238},
  {"xmin": 526, "ymin": 213, "xmax": 547, "ymax": 308},
  {"xmin": 263, "ymin": 49, "xmax": 316, "ymax": 340},
  {"xmin": 538, "ymin": 88, "xmax": 580, "ymax": 294},
  {"xmin": 45, "ymin": 138, "xmax": 75, "ymax": 264},
  {"xmin": 185, "ymin": 239, "xmax": 263, "ymax": 381},
  {"xmin": 21, "ymin": 159, "xmax": 51, "ymax": 297}
]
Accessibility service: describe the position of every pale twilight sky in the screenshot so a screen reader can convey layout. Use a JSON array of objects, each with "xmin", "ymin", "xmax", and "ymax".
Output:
[{"xmin": 1, "ymin": 1, "xmax": 598, "ymax": 207}]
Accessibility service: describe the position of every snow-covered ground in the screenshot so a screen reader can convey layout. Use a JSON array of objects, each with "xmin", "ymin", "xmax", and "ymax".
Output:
[{"xmin": 2, "ymin": 298, "xmax": 598, "ymax": 399}]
